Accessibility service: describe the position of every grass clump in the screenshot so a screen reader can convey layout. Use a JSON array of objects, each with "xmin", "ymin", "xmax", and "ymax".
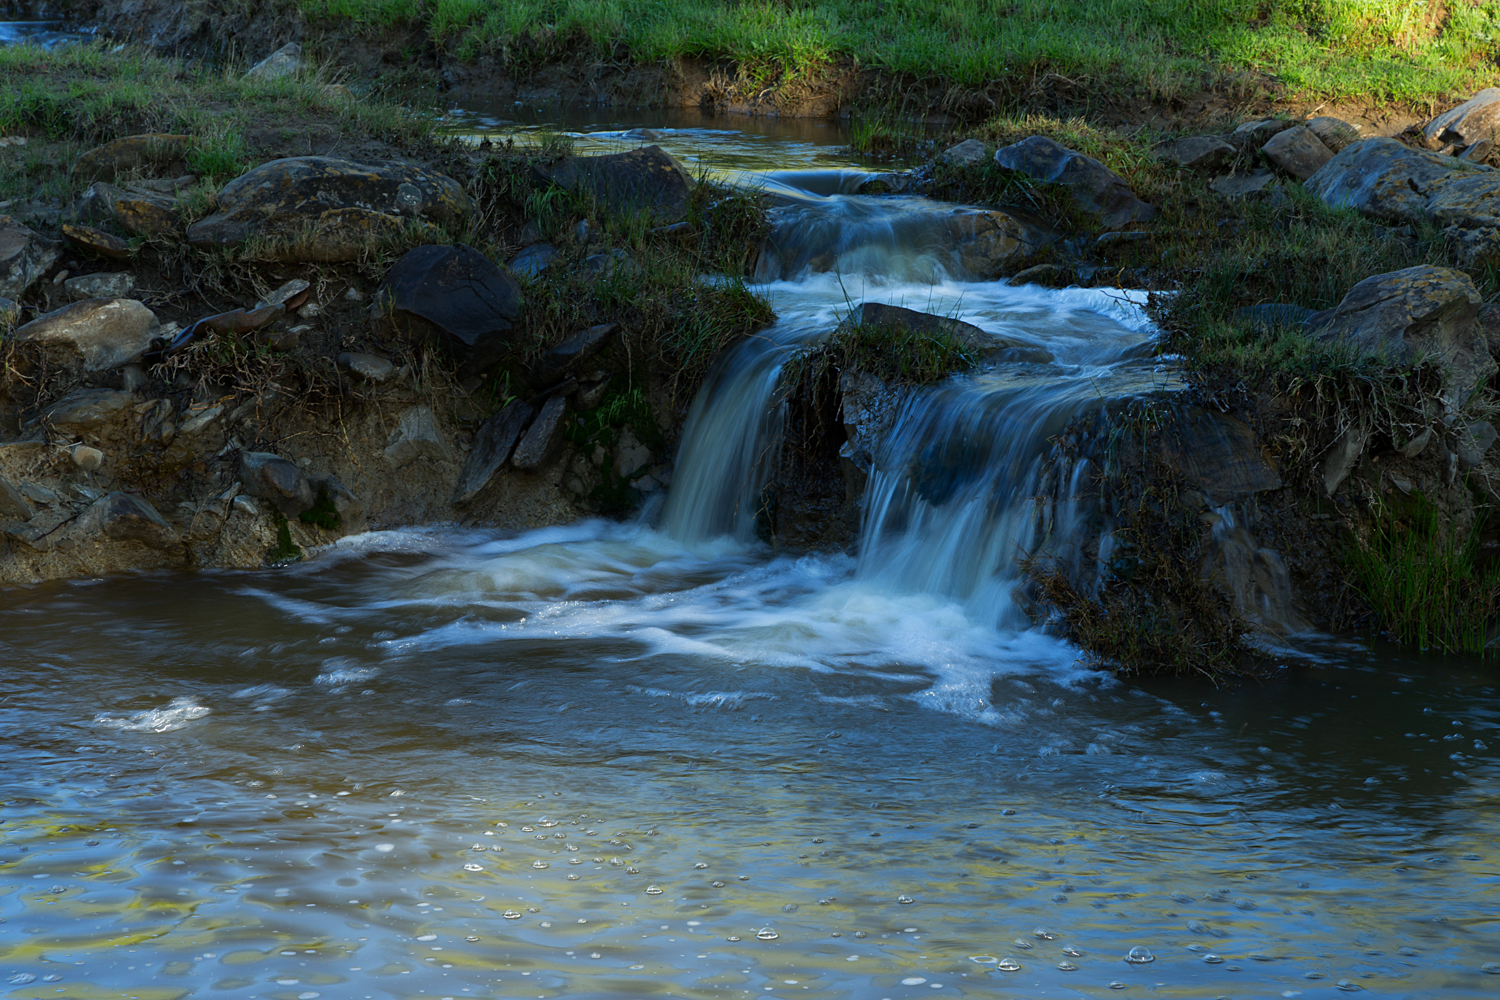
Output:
[{"xmin": 832, "ymin": 318, "xmax": 976, "ymax": 386}]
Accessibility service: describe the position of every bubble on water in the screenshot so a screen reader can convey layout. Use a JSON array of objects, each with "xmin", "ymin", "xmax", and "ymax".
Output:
[
  {"xmin": 1396, "ymin": 947, "xmax": 1419, "ymax": 957},
  {"xmin": 739, "ymin": 875, "xmax": 750, "ymax": 881},
  {"xmin": 466, "ymin": 936, "xmax": 479, "ymax": 942},
  {"xmin": 997, "ymin": 959, "xmax": 1021, "ymax": 972},
  {"xmin": 1033, "ymin": 928, "xmax": 1055, "ymax": 940},
  {"xmin": 416, "ymin": 934, "xmax": 437, "ymax": 941},
  {"xmin": 375, "ymin": 844, "xmax": 395, "ymax": 853},
  {"xmin": 471, "ymin": 844, "xmax": 487, "ymax": 851},
  {"xmin": 902, "ymin": 928, "xmax": 917, "ymax": 934},
  {"xmin": 590, "ymin": 952, "xmax": 601, "ymax": 959},
  {"xmin": 464, "ymin": 863, "xmax": 484, "ymax": 872},
  {"xmin": 756, "ymin": 929, "xmax": 779, "ymax": 940},
  {"xmin": 1062, "ymin": 946, "xmax": 1083, "ymax": 957},
  {"xmin": 1187, "ymin": 920, "xmax": 1210, "ymax": 934},
  {"xmin": 1483, "ymin": 963, "xmax": 1500, "ymax": 975},
  {"xmin": 1203, "ymin": 954, "xmax": 1224, "ymax": 964},
  {"xmin": 1013, "ymin": 939, "xmax": 1033, "ymax": 950},
  {"xmin": 695, "ymin": 862, "xmax": 709, "ymax": 869},
  {"xmin": 902, "ymin": 977, "xmax": 927, "ymax": 985},
  {"xmin": 1170, "ymin": 892, "xmax": 1193, "ymax": 904},
  {"xmin": 812, "ymin": 838, "xmax": 824, "ymax": 844},
  {"xmin": 645, "ymin": 886, "xmax": 664, "ymax": 895},
  {"xmin": 712, "ymin": 881, "xmax": 726, "ymax": 887},
  {"xmin": 1108, "ymin": 982, "xmax": 1126, "ymax": 990},
  {"xmin": 969, "ymin": 956, "xmax": 998, "ymax": 964},
  {"xmin": 1303, "ymin": 971, "xmax": 1323, "ymax": 979},
  {"xmin": 568, "ymin": 858, "xmax": 583, "ymax": 865},
  {"xmin": 726, "ymin": 936, "xmax": 742, "ymax": 942},
  {"xmin": 897, "ymin": 895, "xmax": 915, "ymax": 904},
  {"xmin": 532, "ymin": 861, "xmax": 549, "ymax": 869},
  {"xmin": 1057, "ymin": 961, "xmax": 1078, "ymax": 971},
  {"xmin": 1125, "ymin": 947, "xmax": 1155, "ymax": 964},
  {"xmin": 566, "ymin": 874, "xmax": 580, "ymax": 880},
  {"xmin": 1337, "ymin": 980, "xmax": 1362, "ymax": 991},
  {"xmin": 6, "ymin": 974, "xmax": 37, "ymax": 985},
  {"xmin": 521, "ymin": 827, "xmax": 535, "ymax": 832},
  {"xmin": 630, "ymin": 964, "xmax": 645, "ymax": 970},
  {"xmin": 503, "ymin": 910, "xmax": 522, "ymax": 920},
  {"xmin": 627, "ymin": 867, "xmax": 641, "ymax": 874},
  {"xmin": 854, "ymin": 932, "xmax": 867, "ymax": 939}
]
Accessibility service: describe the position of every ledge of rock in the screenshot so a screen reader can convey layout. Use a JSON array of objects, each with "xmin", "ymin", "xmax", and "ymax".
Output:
[
  {"xmin": 14, "ymin": 298, "xmax": 161, "ymax": 371},
  {"xmin": 75, "ymin": 492, "xmax": 178, "ymax": 550},
  {"xmin": 374, "ymin": 244, "xmax": 523, "ymax": 370},
  {"xmin": 73, "ymin": 133, "xmax": 193, "ymax": 182},
  {"xmin": 0, "ymin": 215, "xmax": 62, "ymax": 300},
  {"xmin": 544, "ymin": 145, "xmax": 694, "ymax": 222},
  {"xmin": 993, "ymin": 136, "xmax": 1157, "ymax": 228}
]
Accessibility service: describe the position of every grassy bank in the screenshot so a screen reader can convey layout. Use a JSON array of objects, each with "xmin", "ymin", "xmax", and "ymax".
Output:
[{"xmin": 299, "ymin": 0, "xmax": 1500, "ymax": 104}]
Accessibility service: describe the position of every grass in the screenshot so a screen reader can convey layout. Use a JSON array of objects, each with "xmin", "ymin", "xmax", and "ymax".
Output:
[
  {"xmin": 299, "ymin": 0, "xmax": 1500, "ymax": 104},
  {"xmin": 1346, "ymin": 492, "xmax": 1500, "ymax": 654}
]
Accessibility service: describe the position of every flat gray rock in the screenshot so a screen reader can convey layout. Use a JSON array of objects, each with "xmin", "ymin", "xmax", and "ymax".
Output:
[
  {"xmin": 454, "ymin": 401, "xmax": 535, "ymax": 504},
  {"xmin": 76, "ymin": 491, "xmax": 177, "ymax": 550},
  {"xmin": 1261, "ymin": 125, "xmax": 1333, "ymax": 180},
  {"xmin": 15, "ymin": 298, "xmax": 159, "ymax": 371},
  {"xmin": 63, "ymin": 271, "xmax": 133, "ymax": 301},
  {"xmin": 245, "ymin": 42, "xmax": 302, "ymax": 82},
  {"xmin": 44, "ymin": 388, "xmax": 134, "ymax": 434},
  {"xmin": 1423, "ymin": 88, "xmax": 1500, "ymax": 150},
  {"xmin": 240, "ymin": 451, "xmax": 314, "ymax": 517},
  {"xmin": 1157, "ymin": 135, "xmax": 1234, "ymax": 171},
  {"xmin": 337, "ymin": 351, "xmax": 395, "ymax": 382},
  {"xmin": 1210, "ymin": 169, "xmax": 1276, "ymax": 199},
  {"xmin": 937, "ymin": 138, "xmax": 989, "ymax": 167},
  {"xmin": 0, "ymin": 215, "xmax": 62, "ymax": 301},
  {"xmin": 511, "ymin": 395, "xmax": 567, "ymax": 470}
]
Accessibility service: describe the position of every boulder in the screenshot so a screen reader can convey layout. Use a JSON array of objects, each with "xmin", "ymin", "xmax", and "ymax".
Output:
[
  {"xmin": 43, "ymin": 388, "xmax": 134, "ymax": 435},
  {"xmin": 1159, "ymin": 408, "xmax": 1281, "ymax": 505},
  {"xmin": 306, "ymin": 474, "xmax": 364, "ymax": 532},
  {"xmin": 1306, "ymin": 266, "xmax": 1495, "ymax": 404},
  {"xmin": 1006, "ymin": 263, "xmax": 1070, "ymax": 287},
  {"xmin": 1156, "ymin": 135, "xmax": 1234, "ymax": 171},
  {"xmin": 511, "ymin": 394, "xmax": 567, "ymax": 470},
  {"xmin": 843, "ymin": 302, "xmax": 1046, "ymax": 359},
  {"xmin": 936, "ymin": 138, "xmax": 989, "ymax": 167},
  {"xmin": 73, "ymin": 134, "xmax": 193, "ymax": 182},
  {"xmin": 374, "ymin": 244, "xmax": 523, "ymax": 370},
  {"xmin": 75, "ymin": 492, "xmax": 178, "ymax": 550},
  {"xmin": 1210, "ymin": 169, "xmax": 1276, "ymax": 199},
  {"xmin": 14, "ymin": 298, "xmax": 160, "ymax": 371},
  {"xmin": 1306, "ymin": 137, "xmax": 1500, "ymax": 237},
  {"xmin": 1306, "ymin": 116, "xmax": 1360, "ymax": 153},
  {"xmin": 186, "ymin": 157, "xmax": 473, "ymax": 259},
  {"xmin": 240, "ymin": 451, "xmax": 314, "ymax": 516},
  {"xmin": 453, "ymin": 401, "xmax": 534, "ymax": 504},
  {"xmin": 1230, "ymin": 119, "xmax": 1290, "ymax": 150},
  {"xmin": 245, "ymin": 42, "xmax": 302, "ymax": 81},
  {"xmin": 73, "ymin": 182, "xmax": 181, "ymax": 238},
  {"xmin": 993, "ymin": 136, "xmax": 1156, "ymax": 228},
  {"xmin": 947, "ymin": 208, "xmax": 1048, "ymax": 277},
  {"xmin": 336, "ymin": 351, "xmax": 395, "ymax": 382},
  {"xmin": 0, "ymin": 215, "xmax": 62, "ymax": 300},
  {"xmin": 383, "ymin": 405, "xmax": 456, "ymax": 466},
  {"xmin": 0, "ymin": 473, "xmax": 33, "ymax": 521},
  {"xmin": 544, "ymin": 145, "xmax": 694, "ymax": 222},
  {"xmin": 530, "ymin": 323, "xmax": 617, "ymax": 386},
  {"xmin": 1422, "ymin": 88, "xmax": 1500, "ymax": 151},
  {"xmin": 1261, "ymin": 125, "xmax": 1333, "ymax": 180},
  {"xmin": 71, "ymin": 445, "xmax": 104, "ymax": 471},
  {"xmin": 60, "ymin": 223, "xmax": 132, "ymax": 261},
  {"xmin": 63, "ymin": 272, "xmax": 133, "ymax": 301}
]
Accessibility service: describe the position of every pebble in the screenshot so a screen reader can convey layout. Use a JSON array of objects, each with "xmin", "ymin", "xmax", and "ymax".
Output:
[{"xmin": 71, "ymin": 445, "xmax": 103, "ymax": 471}]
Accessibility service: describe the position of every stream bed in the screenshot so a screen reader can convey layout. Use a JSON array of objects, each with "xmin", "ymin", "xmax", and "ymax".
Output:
[{"xmin": 1, "ymin": 108, "xmax": 1498, "ymax": 1000}]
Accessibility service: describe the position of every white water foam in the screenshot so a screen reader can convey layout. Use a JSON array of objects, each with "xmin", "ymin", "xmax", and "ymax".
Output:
[{"xmin": 93, "ymin": 696, "xmax": 210, "ymax": 732}]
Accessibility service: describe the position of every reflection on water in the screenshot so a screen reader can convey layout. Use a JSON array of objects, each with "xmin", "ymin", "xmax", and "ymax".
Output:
[{"xmin": 0, "ymin": 21, "xmax": 90, "ymax": 48}]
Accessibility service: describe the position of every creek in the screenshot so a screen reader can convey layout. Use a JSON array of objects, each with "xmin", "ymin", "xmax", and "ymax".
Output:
[{"xmin": 1, "ymin": 105, "xmax": 1498, "ymax": 999}]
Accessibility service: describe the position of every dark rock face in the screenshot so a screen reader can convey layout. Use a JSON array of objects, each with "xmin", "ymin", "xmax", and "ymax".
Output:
[
  {"xmin": 0, "ymin": 215, "xmax": 62, "ymax": 300},
  {"xmin": 511, "ymin": 395, "xmax": 567, "ymax": 470},
  {"xmin": 239, "ymin": 451, "xmax": 314, "ymax": 517},
  {"xmin": 454, "ymin": 401, "xmax": 535, "ymax": 504},
  {"xmin": 374, "ymin": 244, "xmax": 524, "ymax": 371},
  {"xmin": 186, "ymin": 157, "xmax": 473, "ymax": 260},
  {"xmin": 545, "ymin": 145, "xmax": 694, "ymax": 221},
  {"xmin": 1158, "ymin": 408, "xmax": 1281, "ymax": 506},
  {"xmin": 993, "ymin": 136, "xmax": 1157, "ymax": 228},
  {"xmin": 76, "ymin": 492, "xmax": 178, "ymax": 550},
  {"xmin": 529, "ymin": 323, "xmax": 617, "ymax": 387}
]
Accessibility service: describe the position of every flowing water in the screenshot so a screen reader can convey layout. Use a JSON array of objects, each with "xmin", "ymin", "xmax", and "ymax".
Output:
[{"xmin": 3, "ymin": 109, "xmax": 1499, "ymax": 1000}]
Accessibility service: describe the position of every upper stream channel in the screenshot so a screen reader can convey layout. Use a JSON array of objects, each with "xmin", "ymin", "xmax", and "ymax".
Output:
[{"xmin": 2, "ymin": 104, "xmax": 1498, "ymax": 1000}]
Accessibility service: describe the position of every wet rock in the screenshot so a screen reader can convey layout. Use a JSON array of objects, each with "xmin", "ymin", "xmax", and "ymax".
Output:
[
  {"xmin": 531, "ymin": 323, "xmax": 617, "ymax": 386},
  {"xmin": 186, "ymin": 157, "xmax": 472, "ymax": 260},
  {"xmin": 1306, "ymin": 116, "xmax": 1360, "ymax": 153},
  {"xmin": 511, "ymin": 394, "xmax": 567, "ymax": 470},
  {"xmin": 1230, "ymin": 119, "xmax": 1289, "ymax": 150},
  {"xmin": 845, "ymin": 302, "xmax": 1046, "ymax": 359},
  {"xmin": 73, "ymin": 134, "xmax": 192, "ymax": 182},
  {"xmin": 240, "ymin": 451, "xmax": 314, "ymax": 516},
  {"xmin": 1156, "ymin": 135, "xmax": 1234, "ymax": 171},
  {"xmin": 63, "ymin": 272, "xmax": 133, "ymax": 301},
  {"xmin": 76, "ymin": 491, "xmax": 178, "ymax": 549},
  {"xmin": 1210, "ymin": 169, "xmax": 1276, "ymax": 199},
  {"xmin": 245, "ymin": 42, "xmax": 302, "ymax": 81},
  {"xmin": 336, "ymin": 351, "xmax": 395, "ymax": 382},
  {"xmin": 71, "ymin": 445, "xmax": 104, "ymax": 471},
  {"xmin": 60, "ymin": 223, "xmax": 132, "ymax": 261},
  {"xmin": 0, "ymin": 215, "xmax": 62, "ymax": 300},
  {"xmin": 0, "ymin": 473, "xmax": 33, "ymax": 521},
  {"xmin": 1261, "ymin": 125, "xmax": 1333, "ymax": 180},
  {"xmin": 1306, "ymin": 265, "xmax": 1495, "ymax": 404},
  {"xmin": 510, "ymin": 242, "xmax": 557, "ymax": 280},
  {"xmin": 375, "ymin": 244, "xmax": 523, "ymax": 370},
  {"xmin": 1423, "ymin": 88, "xmax": 1500, "ymax": 150},
  {"xmin": 993, "ymin": 136, "xmax": 1156, "ymax": 228},
  {"xmin": 44, "ymin": 388, "xmax": 134, "ymax": 435},
  {"xmin": 855, "ymin": 171, "xmax": 918, "ymax": 195},
  {"xmin": 14, "ymin": 298, "xmax": 160, "ymax": 371},
  {"xmin": 1306, "ymin": 138, "xmax": 1500, "ymax": 234},
  {"xmin": 948, "ymin": 208, "xmax": 1048, "ymax": 276},
  {"xmin": 937, "ymin": 139, "xmax": 989, "ymax": 167},
  {"xmin": 1159, "ymin": 408, "xmax": 1281, "ymax": 505},
  {"xmin": 383, "ymin": 405, "xmax": 456, "ymax": 466},
  {"xmin": 453, "ymin": 401, "xmax": 534, "ymax": 504},
  {"xmin": 1459, "ymin": 421, "xmax": 1499, "ymax": 469},
  {"xmin": 545, "ymin": 145, "xmax": 694, "ymax": 222},
  {"xmin": 1007, "ymin": 263, "xmax": 1070, "ymax": 287},
  {"xmin": 307, "ymin": 474, "xmax": 365, "ymax": 532}
]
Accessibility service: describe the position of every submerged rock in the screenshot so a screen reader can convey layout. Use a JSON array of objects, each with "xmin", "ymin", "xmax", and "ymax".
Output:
[
  {"xmin": 75, "ymin": 492, "xmax": 178, "ymax": 550},
  {"xmin": 454, "ymin": 401, "xmax": 535, "ymax": 504},
  {"xmin": 240, "ymin": 451, "xmax": 314, "ymax": 517},
  {"xmin": 73, "ymin": 133, "xmax": 192, "ymax": 182},
  {"xmin": 0, "ymin": 215, "xmax": 62, "ymax": 300},
  {"xmin": 1261, "ymin": 125, "xmax": 1333, "ymax": 180},
  {"xmin": 1422, "ymin": 88, "xmax": 1500, "ymax": 150},
  {"xmin": 14, "ymin": 298, "xmax": 160, "ymax": 371},
  {"xmin": 374, "ymin": 244, "xmax": 523, "ymax": 370},
  {"xmin": 993, "ymin": 136, "xmax": 1156, "ymax": 228},
  {"xmin": 544, "ymin": 145, "xmax": 694, "ymax": 222}
]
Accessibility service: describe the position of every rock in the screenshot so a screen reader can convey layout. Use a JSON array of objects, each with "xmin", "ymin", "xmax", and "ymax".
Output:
[
  {"xmin": 71, "ymin": 445, "xmax": 103, "ymax": 471},
  {"xmin": 613, "ymin": 426, "xmax": 652, "ymax": 477},
  {"xmin": 0, "ymin": 473, "xmax": 33, "ymax": 521},
  {"xmin": 1322, "ymin": 423, "xmax": 1370, "ymax": 495},
  {"xmin": 937, "ymin": 139, "xmax": 989, "ymax": 167},
  {"xmin": 1261, "ymin": 125, "xmax": 1333, "ymax": 180},
  {"xmin": 531, "ymin": 323, "xmax": 617, "ymax": 386},
  {"xmin": 545, "ymin": 145, "xmax": 694, "ymax": 222},
  {"xmin": 1459, "ymin": 421, "xmax": 1498, "ymax": 468},
  {"xmin": 1007, "ymin": 263, "xmax": 1070, "ymax": 287},
  {"xmin": 240, "ymin": 451, "xmax": 315, "ymax": 516},
  {"xmin": 1462, "ymin": 139, "xmax": 1494, "ymax": 163},
  {"xmin": 948, "ymin": 208, "xmax": 1048, "ymax": 276},
  {"xmin": 993, "ymin": 136, "xmax": 1156, "ymax": 228},
  {"xmin": 245, "ymin": 42, "xmax": 302, "ymax": 81},
  {"xmin": 0, "ymin": 296, "xmax": 17, "ymax": 325},
  {"xmin": 43, "ymin": 388, "xmax": 134, "ymax": 435},
  {"xmin": 585, "ymin": 249, "xmax": 632, "ymax": 278},
  {"xmin": 75, "ymin": 492, "xmax": 178, "ymax": 549},
  {"xmin": 1159, "ymin": 408, "xmax": 1281, "ymax": 505},
  {"xmin": 1307, "ymin": 266, "xmax": 1495, "ymax": 404},
  {"xmin": 575, "ymin": 375, "xmax": 613, "ymax": 410},
  {"xmin": 1210, "ymin": 169, "xmax": 1276, "ymax": 199},
  {"xmin": 1423, "ymin": 88, "xmax": 1500, "ymax": 150},
  {"xmin": 1306, "ymin": 137, "xmax": 1500, "ymax": 236},
  {"xmin": 1156, "ymin": 135, "xmax": 1235, "ymax": 171},
  {"xmin": 374, "ymin": 244, "xmax": 523, "ymax": 371},
  {"xmin": 1400, "ymin": 427, "xmax": 1434, "ymax": 458},
  {"xmin": 72, "ymin": 182, "xmax": 180, "ymax": 238},
  {"xmin": 0, "ymin": 215, "xmax": 62, "ymax": 300},
  {"xmin": 1307, "ymin": 116, "xmax": 1360, "ymax": 153},
  {"xmin": 845, "ymin": 302, "xmax": 1040, "ymax": 358},
  {"xmin": 453, "ymin": 401, "xmax": 535, "ymax": 504},
  {"xmin": 1230, "ymin": 119, "xmax": 1289, "ymax": 150},
  {"xmin": 60, "ymin": 223, "xmax": 132, "ymax": 261},
  {"xmin": 73, "ymin": 134, "xmax": 192, "ymax": 182},
  {"xmin": 856, "ymin": 171, "xmax": 918, "ymax": 195},
  {"xmin": 511, "ymin": 394, "xmax": 567, "ymax": 470},
  {"xmin": 336, "ymin": 351, "xmax": 395, "ymax": 382},
  {"xmin": 510, "ymin": 242, "xmax": 557, "ymax": 280},
  {"xmin": 14, "ymin": 298, "xmax": 160, "ymax": 371},
  {"xmin": 63, "ymin": 271, "xmax": 133, "ymax": 301},
  {"xmin": 383, "ymin": 405, "xmax": 456, "ymax": 466},
  {"xmin": 163, "ymin": 405, "xmax": 225, "ymax": 466},
  {"xmin": 306, "ymin": 474, "xmax": 364, "ymax": 532},
  {"xmin": 257, "ymin": 278, "xmax": 310, "ymax": 309},
  {"xmin": 186, "ymin": 157, "xmax": 473, "ymax": 259}
]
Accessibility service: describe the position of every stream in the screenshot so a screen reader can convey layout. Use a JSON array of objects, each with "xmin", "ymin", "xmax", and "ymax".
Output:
[{"xmin": 1, "ymin": 105, "xmax": 1498, "ymax": 1000}]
